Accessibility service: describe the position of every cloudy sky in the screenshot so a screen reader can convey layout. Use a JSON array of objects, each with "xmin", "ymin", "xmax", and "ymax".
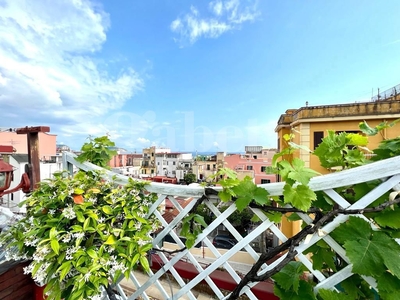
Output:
[{"xmin": 1, "ymin": 0, "xmax": 400, "ymax": 152}]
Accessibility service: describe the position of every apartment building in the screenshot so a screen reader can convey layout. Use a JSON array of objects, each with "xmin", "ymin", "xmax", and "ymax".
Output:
[{"xmin": 276, "ymin": 97, "xmax": 400, "ymax": 174}]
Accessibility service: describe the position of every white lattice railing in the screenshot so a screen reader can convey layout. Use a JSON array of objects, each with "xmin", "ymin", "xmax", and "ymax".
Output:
[{"xmin": 63, "ymin": 152, "xmax": 400, "ymax": 300}]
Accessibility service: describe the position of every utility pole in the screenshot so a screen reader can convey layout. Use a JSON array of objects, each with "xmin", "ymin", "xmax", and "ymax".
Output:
[{"xmin": 16, "ymin": 126, "xmax": 50, "ymax": 191}]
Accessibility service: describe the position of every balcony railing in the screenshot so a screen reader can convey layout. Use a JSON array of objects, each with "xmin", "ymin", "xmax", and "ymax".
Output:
[{"xmin": 62, "ymin": 152, "xmax": 400, "ymax": 300}]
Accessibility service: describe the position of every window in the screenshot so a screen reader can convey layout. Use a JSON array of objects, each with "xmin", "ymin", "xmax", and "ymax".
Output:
[
  {"xmin": 157, "ymin": 162, "xmax": 160, "ymax": 165},
  {"xmin": 261, "ymin": 179, "xmax": 271, "ymax": 184},
  {"xmin": 173, "ymin": 161, "xmax": 176, "ymax": 165},
  {"xmin": 261, "ymin": 166, "xmax": 266, "ymax": 172},
  {"xmin": 314, "ymin": 131, "xmax": 324, "ymax": 149},
  {"xmin": 253, "ymin": 155, "xmax": 257, "ymax": 159},
  {"xmin": 207, "ymin": 164, "xmax": 210, "ymax": 170},
  {"xmin": 246, "ymin": 165, "xmax": 253, "ymax": 170}
]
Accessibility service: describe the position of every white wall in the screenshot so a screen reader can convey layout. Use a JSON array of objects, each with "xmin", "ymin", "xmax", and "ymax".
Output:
[{"xmin": 1, "ymin": 158, "xmax": 63, "ymax": 212}]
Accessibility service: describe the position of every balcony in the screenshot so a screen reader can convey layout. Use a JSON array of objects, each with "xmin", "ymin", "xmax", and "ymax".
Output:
[{"xmin": 62, "ymin": 152, "xmax": 400, "ymax": 300}]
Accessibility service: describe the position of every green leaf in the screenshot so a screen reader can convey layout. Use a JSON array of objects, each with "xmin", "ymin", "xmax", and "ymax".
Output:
[
  {"xmin": 193, "ymin": 214, "xmax": 208, "ymax": 228},
  {"xmin": 87, "ymin": 248, "xmax": 98, "ymax": 259},
  {"xmin": 185, "ymin": 237, "xmax": 196, "ymax": 249},
  {"xmin": 253, "ymin": 187, "xmax": 270, "ymax": 205},
  {"xmin": 74, "ymin": 188, "xmax": 84, "ymax": 195},
  {"xmin": 283, "ymin": 184, "xmax": 316, "ymax": 211},
  {"xmin": 377, "ymin": 272, "xmax": 400, "ymax": 300},
  {"xmin": 286, "ymin": 213, "xmax": 302, "ymax": 221},
  {"xmin": 359, "ymin": 120, "xmax": 379, "ymax": 136},
  {"xmin": 274, "ymin": 280, "xmax": 316, "ymax": 300},
  {"xmin": 347, "ymin": 133, "xmax": 368, "ymax": 146},
  {"xmin": 139, "ymin": 256, "xmax": 150, "ymax": 272},
  {"xmin": 331, "ymin": 216, "xmax": 372, "ymax": 244},
  {"xmin": 131, "ymin": 253, "xmax": 140, "ymax": 265},
  {"xmin": 102, "ymin": 205, "xmax": 113, "ymax": 215},
  {"xmin": 218, "ymin": 190, "xmax": 233, "ymax": 202},
  {"xmin": 180, "ymin": 220, "xmax": 190, "ymax": 237},
  {"xmin": 317, "ymin": 289, "xmax": 354, "ymax": 300},
  {"xmin": 51, "ymin": 239, "xmax": 60, "ymax": 255},
  {"xmin": 58, "ymin": 261, "xmax": 72, "ymax": 282},
  {"xmin": 344, "ymin": 230, "xmax": 400, "ymax": 278},
  {"xmin": 304, "ymin": 241, "xmax": 337, "ymax": 272},
  {"xmin": 272, "ymin": 261, "xmax": 306, "ymax": 293},
  {"xmin": 265, "ymin": 211, "xmax": 282, "ymax": 223},
  {"xmin": 105, "ymin": 235, "xmax": 117, "ymax": 245},
  {"xmin": 374, "ymin": 207, "xmax": 400, "ymax": 229},
  {"xmin": 288, "ymin": 158, "xmax": 319, "ymax": 185},
  {"xmin": 235, "ymin": 195, "xmax": 252, "ymax": 212},
  {"xmin": 75, "ymin": 210, "xmax": 85, "ymax": 222},
  {"xmin": 49, "ymin": 227, "xmax": 57, "ymax": 239},
  {"xmin": 83, "ymin": 218, "xmax": 90, "ymax": 231}
]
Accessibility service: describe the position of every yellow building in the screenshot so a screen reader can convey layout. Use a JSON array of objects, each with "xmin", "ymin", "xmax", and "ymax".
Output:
[
  {"xmin": 275, "ymin": 94, "xmax": 400, "ymax": 237},
  {"xmin": 276, "ymin": 98, "xmax": 400, "ymax": 174},
  {"xmin": 141, "ymin": 146, "xmax": 156, "ymax": 176}
]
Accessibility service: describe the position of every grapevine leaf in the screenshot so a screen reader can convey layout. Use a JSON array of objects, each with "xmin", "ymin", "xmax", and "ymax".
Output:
[
  {"xmin": 376, "ymin": 233, "xmax": 400, "ymax": 279},
  {"xmin": 344, "ymin": 240, "xmax": 383, "ymax": 276},
  {"xmin": 359, "ymin": 121, "xmax": 379, "ymax": 136},
  {"xmin": 193, "ymin": 214, "xmax": 208, "ymax": 228},
  {"xmin": 264, "ymin": 211, "xmax": 282, "ymax": 223},
  {"xmin": 304, "ymin": 241, "xmax": 336, "ymax": 272},
  {"xmin": 377, "ymin": 272, "xmax": 400, "ymax": 300},
  {"xmin": 272, "ymin": 261, "xmax": 305, "ymax": 293},
  {"xmin": 274, "ymin": 280, "xmax": 316, "ymax": 300},
  {"xmin": 235, "ymin": 195, "xmax": 252, "ymax": 212},
  {"xmin": 253, "ymin": 187, "xmax": 270, "ymax": 205},
  {"xmin": 317, "ymin": 289, "xmax": 354, "ymax": 300},
  {"xmin": 277, "ymin": 160, "xmax": 293, "ymax": 181},
  {"xmin": 347, "ymin": 133, "xmax": 368, "ymax": 146},
  {"xmin": 374, "ymin": 207, "xmax": 400, "ymax": 229},
  {"xmin": 232, "ymin": 178, "xmax": 270, "ymax": 209},
  {"xmin": 218, "ymin": 178, "xmax": 240, "ymax": 188},
  {"xmin": 331, "ymin": 216, "xmax": 372, "ymax": 244},
  {"xmin": 218, "ymin": 189, "xmax": 233, "ymax": 202},
  {"xmin": 185, "ymin": 237, "xmax": 196, "ymax": 249},
  {"xmin": 283, "ymin": 184, "xmax": 316, "ymax": 211},
  {"xmin": 288, "ymin": 158, "xmax": 320, "ymax": 185},
  {"xmin": 340, "ymin": 274, "xmax": 374, "ymax": 299},
  {"xmin": 286, "ymin": 213, "xmax": 302, "ymax": 221},
  {"xmin": 344, "ymin": 231, "xmax": 396, "ymax": 277}
]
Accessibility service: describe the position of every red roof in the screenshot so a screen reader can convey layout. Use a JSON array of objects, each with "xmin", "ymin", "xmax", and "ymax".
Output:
[{"xmin": 0, "ymin": 145, "xmax": 16, "ymax": 154}]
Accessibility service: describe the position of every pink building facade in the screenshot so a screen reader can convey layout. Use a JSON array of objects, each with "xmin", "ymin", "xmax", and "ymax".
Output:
[
  {"xmin": 223, "ymin": 153, "xmax": 276, "ymax": 184},
  {"xmin": 0, "ymin": 131, "xmax": 57, "ymax": 160}
]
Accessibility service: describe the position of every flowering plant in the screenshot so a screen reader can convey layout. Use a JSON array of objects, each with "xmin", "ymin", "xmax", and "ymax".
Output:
[{"xmin": 0, "ymin": 169, "xmax": 160, "ymax": 300}]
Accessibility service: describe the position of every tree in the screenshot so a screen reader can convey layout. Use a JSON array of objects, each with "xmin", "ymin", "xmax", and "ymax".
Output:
[{"xmin": 183, "ymin": 172, "xmax": 197, "ymax": 185}]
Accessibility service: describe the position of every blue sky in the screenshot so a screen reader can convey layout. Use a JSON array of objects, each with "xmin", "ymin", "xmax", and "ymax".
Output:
[{"xmin": 1, "ymin": 1, "xmax": 400, "ymax": 152}]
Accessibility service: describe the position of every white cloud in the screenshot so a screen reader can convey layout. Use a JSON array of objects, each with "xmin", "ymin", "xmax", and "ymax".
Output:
[
  {"xmin": 171, "ymin": 0, "xmax": 259, "ymax": 45},
  {"xmin": 137, "ymin": 137, "xmax": 150, "ymax": 144},
  {"xmin": 0, "ymin": 0, "xmax": 143, "ymax": 142}
]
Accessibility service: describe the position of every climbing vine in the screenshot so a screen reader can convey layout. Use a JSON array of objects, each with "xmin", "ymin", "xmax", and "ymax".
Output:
[{"xmin": 179, "ymin": 120, "xmax": 400, "ymax": 300}]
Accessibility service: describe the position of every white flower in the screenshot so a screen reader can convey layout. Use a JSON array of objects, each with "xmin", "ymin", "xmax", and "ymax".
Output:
[
  {"xmin": 62, "ymin": 233, "xmax": 72, "ymax": 243},
  {"xmin": 62, "ymin": 205, "xmax": 76, "ymax": 219},
  {"xmin": 73, "ymin": 232, "xmax": 85, "ymax": 239},
  {"xmin": 84, "ymin": 272, "xmax": 91, "ymax": 282}
]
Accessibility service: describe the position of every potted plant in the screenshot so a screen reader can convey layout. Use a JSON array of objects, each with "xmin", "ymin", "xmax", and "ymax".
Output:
[{"xmin": 0, "ymin": 136, "xmax": 161, "ymax": 300}]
